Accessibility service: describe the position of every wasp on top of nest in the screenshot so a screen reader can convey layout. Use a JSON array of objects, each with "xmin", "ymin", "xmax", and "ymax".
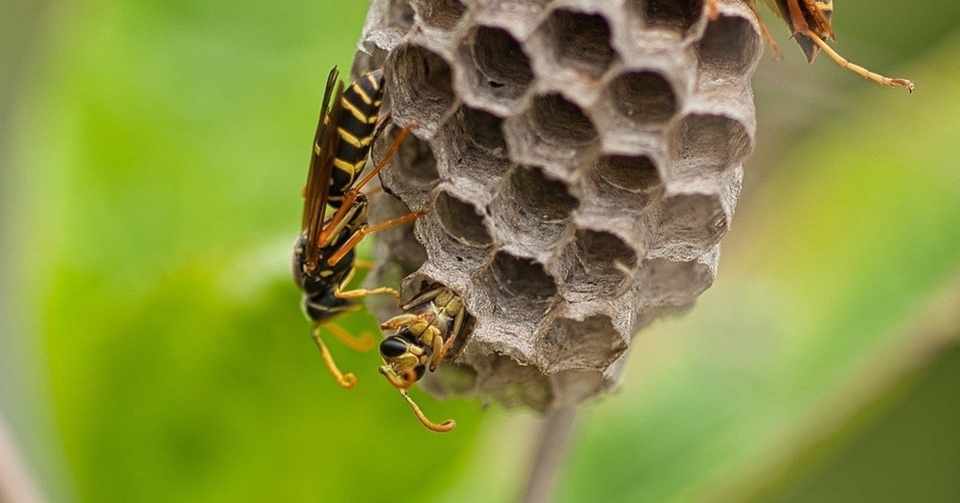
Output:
[
  {"xmin": 292, "ymin": 66, "xmax": 423, "ymax": 389},
  {"xmin": 707, "ymin": 0, "xmax": 914, "ymax": 92}
]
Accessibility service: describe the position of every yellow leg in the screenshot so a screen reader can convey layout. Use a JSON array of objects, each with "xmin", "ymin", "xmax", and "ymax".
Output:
[
  {"xmin": 380, "ymin": 313, "xmax": 430, "ymax": 331},
  {"xmin": 431, "ymin": 305, "xmax": 465, "ymax": 372},
  {"xmin": 706, "ymin": 0, "xmax": 718, "ymax": 20},
  {"xmin": 326, "ymin": 211, "xmax": 426, "ymax": 267},
  {"xmin": 804, "ymin": 31, "xmax": 915, "ymax": 93},
  {"xmin": 354, "ymin": 258, "xmax": 375, "ymax": 270},
  {"xmin": 378, "ymin": 366, "xmax": 455, "ymax": 432},
  {"xmin": 334, "ymin": 264, "xmax": 400, "ymax": 299},
  {"xmin": 312, "ymin": 327, "xmax": 357, "ymax": 388},
  {"xmin": 325, "ymin": 322, "xmax": 375, "ymax": 352}
]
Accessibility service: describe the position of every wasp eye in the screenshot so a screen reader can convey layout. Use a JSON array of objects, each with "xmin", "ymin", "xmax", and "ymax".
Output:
[
  {"xmin": 414, "ymin": 365, "xmax": 426, "ymax": 381},
  {"xmin": 380, "ymin": 337, "xmax": 407, "ymax": 358}
]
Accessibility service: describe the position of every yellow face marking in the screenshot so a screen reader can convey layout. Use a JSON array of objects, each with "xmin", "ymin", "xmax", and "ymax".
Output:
[
  {"xmin": 340, "ymin": 97, "xmax": 371, "ymax": 123},
  {"xmin": 351, "ymin": 83, "xmax": 373, "ymax": 105},
  {"xmin": 336, "ymin": 127, "xmax": 371, "ymax": 148}
]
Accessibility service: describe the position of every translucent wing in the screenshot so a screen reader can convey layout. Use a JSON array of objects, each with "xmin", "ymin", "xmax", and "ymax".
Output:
[{"xmin": 301, "ymin": 66, "xmax": 344, "ymax": 267}]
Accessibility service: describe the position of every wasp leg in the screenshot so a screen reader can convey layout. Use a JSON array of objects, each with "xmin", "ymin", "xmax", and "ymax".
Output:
[
  {"xmin": 706, "ymin": 0, "xmax": 718, "ymax": 20},
  {"xmin": 802, "ymin": 30, "xmax": 915, "ymax": 92},
  {"xmin": 326, "ymin": 210, "xmax": 426, "ymax": 267},
  {"xmin": 312, "ymin": 326, "xmax": 358, "ymax": 388},
  {"xmin": 401, "ymin": 287, "xmax": 444, "ymax": 311},
  {"xmin": 379, "ymin": 366, "xmax": 456, "ymax": 432},
  {"xmin": 380, "ymin": 313, "xmax": 427, "ymax": 331},
  {"xmin": 334, "ymin": 265, "xmax": 400, "ymax": 299},
  {"xmin": 354, "ymin": 258, "xmax": 375, "ymax": 270},
  {"xmin": 325, "ymin": 322, "xmax": 375, "ymax": 352},
  {"xmin": 431, "ymin": 304, "xmax": 465, "ymax": 372}
]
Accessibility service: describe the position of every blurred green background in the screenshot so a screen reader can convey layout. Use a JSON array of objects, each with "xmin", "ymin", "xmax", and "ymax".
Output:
[{"xmin": 1, "ymin": 1, "xmax": 959, "ymax": 502}]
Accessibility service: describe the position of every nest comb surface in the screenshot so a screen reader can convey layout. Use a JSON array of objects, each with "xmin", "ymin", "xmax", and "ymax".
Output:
[{"xmin": 356, "ymin": 0, "xmax": 761, "ymax": 411}]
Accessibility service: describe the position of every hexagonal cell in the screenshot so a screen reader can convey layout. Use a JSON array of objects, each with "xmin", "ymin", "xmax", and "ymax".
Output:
[
  {"xmin": 539, "ymin": 315, "xmax": 627, "ymax": 372},
  {"xmin": 655, "ymin": 192, "xmax": 727, "ymax": 255},
  {"xmin": 385, "ymin": 43, "xmax": 456, "ymax": 135},
  {"xmin": 434, "ymin": 190, "xmax": 494, "ymax": 247},
  {"xmin": 532, "ymin": 93, "xmax": 598, "ymax": 146},
  {"xmin": 537, "ymin": 8, "xmax": 617, "ymax": 79},
  {"xmin": 633, "ymin": 0, "xmax": 704, "ymax": 35},
  {"xmin": 667, "ymin": 112, "xmax": 752, "ymax": 181},
  {"xmin": 595, "ymin": 154, "xmax": 661, "ymax": 192},
  {"xmin": 386, "ymin": 0, "xmax": 416, "ymax": 32},
  {"xmin": 485, "ymin": 251, "xmax": 558, "ymax": 317},
  {"xmin": 458, "ymin": 25, "xmax": 534, "ymax": 109},
  {"xmin": 562, "ymin": 229, "xmax": 639, "ymax": 300},
  {"xmin": 698, "ymin": 12, "xmax": 761, "ymax": 81},
  {"xmin": 411, "ymin": 0, "xmax": 467, "ymax": 30},
  {"xmin": 475, "ymin": 352, "xmax": 552, "ymax": 411},
  {"xmin": 489, "ymin": 165, "xmax": 579, "ymax": 252},
  {"xmin": 635, "ymin": 256, "xmax": 714, "ymax": 307},
  {"xmin": 376, "ymin": 125, "xmax": 440, "ymax": 206},
  {"xmin": 438, "ymin": 106, "xmax": 512, "ymax": 193},
  {"xmin": 605, "ymin": 70, "xmax": 679, "ymax": 127}
]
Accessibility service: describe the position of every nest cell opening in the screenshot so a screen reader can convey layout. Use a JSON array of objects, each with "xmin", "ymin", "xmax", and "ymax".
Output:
[
  {"xmin": 490, "ymin": 165, "xmax": 579, "ymax": 250},
  {"xmin": 637, "ymin": 257, "xmax": 713, "ymax": 306},
  {"xmin": 672, "ymin": 112, "xmax": 751, "ymax": 175},
  {"xmin": 387, "ymin": 44, "xmax": 455, "ymax": 130},
  {"xmin": 698, "ymin": 13, "xmax": 760, "ymax": 80},
  {"xmin": 657, "ymin": 193, "xmax": 727, "ymax": 250},
  {"xmin": 595, "ymin": 154, "xmax": 661, "ymax": 193},
  {"xmin": 461, "ymin": 106, "xmax": 507, "ymax": 154},
  {"xmin": 412, "ymin": 0, "xmax": 466, "ymax": 30},
  {"xmin": 607, "ymin": 70, "xmax": 678, "ymax": 126},
  {"xmin": 540, "ymin": 315, "xmax": 626, "ymax": 372},
  {"xmin": 490, "ymin": 251, "xmax": 558, "ymax": 305},
  {"xmin": 636, "ymin": 0, "xmax": 704, "ymax": 35},
  {"xmin": 530, "ymin": 93, "xmax": 598, "ymax": 146},
  {"xmin": 468, "ymin": 26, "xmax": 534, "ymax": 101},
  {"xmin": 386, "ymin": 0, "xmax": 415, "ymax": 32},
  {"xmin": 388, "ymin": 127, "xmax": 440, "ymax": 188},
  {"xmin": 563, "ymin": 229, "xmax": 639, "ymax": 298},
  {"xmin": 541, "ymin": 9, "xmax": 617, "ymax": 78},
  {"xmin": 435, "ymin": 191, "xmax": 493, "ymax": 247}
]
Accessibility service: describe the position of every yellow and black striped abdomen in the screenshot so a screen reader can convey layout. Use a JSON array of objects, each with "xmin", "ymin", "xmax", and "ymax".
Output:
[{"xmin": 330, "ymin": 69, "xmax": 384, "ymax": 207}]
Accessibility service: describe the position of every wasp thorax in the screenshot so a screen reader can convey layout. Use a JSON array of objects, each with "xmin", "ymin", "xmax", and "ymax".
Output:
[{"xmin": 358, "ymin": 0, "xmax": 761, "ymax": 410}]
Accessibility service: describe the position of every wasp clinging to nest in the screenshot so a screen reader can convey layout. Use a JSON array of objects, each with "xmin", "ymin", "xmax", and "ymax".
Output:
[
  {"xmin": 377, "ymin": 286, "xmax": 467, "ymax": 432},
  {"xmin": 293, "ymin": 66, "xmax": 422, "ymax": 389},
  {"xmin": 707, "ymin": 0, "xmax": 914, "ymax": 92}
]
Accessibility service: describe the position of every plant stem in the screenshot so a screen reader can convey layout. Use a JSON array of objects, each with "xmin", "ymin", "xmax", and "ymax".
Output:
[{"xmin": 520, "ymin": 406, "xmax": 578, "ymax": 503}]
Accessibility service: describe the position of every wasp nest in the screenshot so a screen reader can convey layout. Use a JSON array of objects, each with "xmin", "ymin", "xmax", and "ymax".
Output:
[{"xmin": 357, "ymin": 0, "xmax": 761, "ymax": 411}]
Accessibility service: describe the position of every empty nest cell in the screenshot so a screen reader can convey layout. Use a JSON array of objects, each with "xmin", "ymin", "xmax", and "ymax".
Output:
[
  {"xmin": 562, "ymin": 229, "xmax": 639, "ymax": 299},
  {"xmin": 540, "ymin": 315, "xmax": 627, "ymax": 372},
  {"xmin": 489, "ymin": 165, "xmax": 579, "ymax": 251},
  {"xmin": 386, "ymin": 0, "xmax": 415, "ymax": 32},
  {"xmin": 531, "ymin": 92, "xmax": 598, "ymax": 146},
  {"xmin": 698, "ymin": 12, "xmax": 761, "ymax": 81},
  {"xmin": 633, "ymin": 0, "xmax": 704, "ymax": 35},
  {"xmin": 636, "ymin": 256, "xmax": 714, "ymax": 307},
  {"xmin": 668, "ymin": 112, "xmax": 751, "ymax": 180},
  {"xmin": 434, "ymin": 190, "xmax": 493, "ymax": 247},
  {"xmin": 377, "ymin": 126, "xmax": 439, "ymax": 204},
  {"xmin": 460, "ymin": 25, "xmax": 534, "ymax": 106},
  {"xmin": 410, "ymin": 0, "xmax": 466, "ymax": 30},
  {"xmin": 538, "ymin": 8, "xmax": 618, "ymax": 79},
  {"xmin": 460, "ymin": 105, "xmax": 507, "ymax": 155},
  {"xmin": 605, "ymin": 70, "xmax": 679, "ymax": 127},
  {"xmin": 487, "ymin": 251, "xmax": 558, "ymax": 312},
  {"xmin": 594, "ymin": 154, "xmax": 662, "ymax": 193},
  {"xmin": 385, "ymin": 43, "xmax": 455, "ymax": 134},
  {"xmin": 655, "ymin": 193, "xmax": 727, "ymax": 253},
  {"xmin": 439, "ymin": 106, "xmax": 512, "ymax": 191}
]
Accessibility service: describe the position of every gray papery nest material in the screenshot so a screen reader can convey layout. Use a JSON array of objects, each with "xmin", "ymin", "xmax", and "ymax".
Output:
[{"xmin": 358, "ymin": 0, "xmax": 761, "ymax": 411}]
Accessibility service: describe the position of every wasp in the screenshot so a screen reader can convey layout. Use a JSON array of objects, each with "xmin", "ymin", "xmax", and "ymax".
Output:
[
  {"xmin": 293, "ymin": 66, "xmax": 422, "ymax": 389},
  {"xmin": 707, "ymin": 0, "xmax": 914, "ymax": 92},
  {"xmin": 377, "ymin": 286, "xmax": 467, "ymax": 432}
]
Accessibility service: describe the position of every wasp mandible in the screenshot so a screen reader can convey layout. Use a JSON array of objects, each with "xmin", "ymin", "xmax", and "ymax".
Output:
[{"xmin": 293, "ymin": 66, "xmax": 422, "ymax": 389}]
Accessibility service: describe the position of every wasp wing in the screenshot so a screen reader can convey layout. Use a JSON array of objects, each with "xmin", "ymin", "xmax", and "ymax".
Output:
[{"xmin": 302, "ymin": 66, "xmax": 344, "ymax": 265}]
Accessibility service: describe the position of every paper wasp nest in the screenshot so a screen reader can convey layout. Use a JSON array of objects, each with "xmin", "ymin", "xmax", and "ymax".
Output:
[{"xmin": 357, "ymin": 0, "xmax": 760, "ymax": 411}]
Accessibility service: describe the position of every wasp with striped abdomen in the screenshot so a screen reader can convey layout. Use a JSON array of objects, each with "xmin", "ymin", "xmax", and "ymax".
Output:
[
  {"xmin": 377, "ymin": 286, "xmax": 467, "ymax": 432},
  {"xmin": 707, "ymin": 0, "xmax": 914, "ymax": 92},
  {"xmin": 293, "ymin": 66, "xmax": 422, "ymax": 389}
]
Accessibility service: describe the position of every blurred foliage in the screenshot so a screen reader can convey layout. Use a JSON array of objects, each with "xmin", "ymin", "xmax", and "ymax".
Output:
[{"xmin": 3, "ymin": 1, "xmax": 959, "ymax": 502}]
